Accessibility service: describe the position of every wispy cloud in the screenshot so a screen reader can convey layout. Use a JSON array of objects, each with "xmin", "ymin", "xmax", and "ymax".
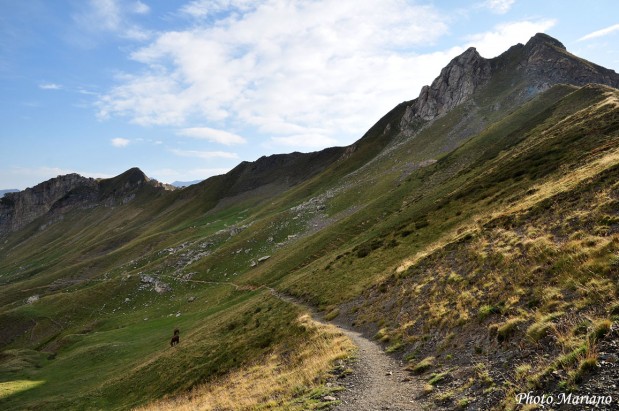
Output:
[
  {"xmin": 180, "ymin": 0, "xmax": 255, "ymax": 19},
  {"xmin": 39, "ymin": 83, "xmax": 62, "ymax": 90},
  {"xmin": 171, "ymin": 149, "xmax": 238, "ymax": 160},
  {"xmin": 132, "ymin": 1, "xmax": 150, "ymax": 15},
  {"xmin": 73, "ymin": 0, "xmax": 151, "ymax": 42},
  {"xmin": 178, "ymin": 127, "xmax": 246, "ymax": 145},
  {"xmin": 578, "ymin": 24, "xmax": 619, "ymax": 42},
  {"xmin": 96, "ymin": 1, "xmax": 559, "ymax": 153},
  {"xmin": 97, "ymin": 0, "xmax": 451, "ymax": 149},
  {"xmin": 483, "ymin": 0, "xmax": 516, "ymax": 14},
  {"xmin": 111, "ymin": 137, "xmax": 130, "ymax": 147}
]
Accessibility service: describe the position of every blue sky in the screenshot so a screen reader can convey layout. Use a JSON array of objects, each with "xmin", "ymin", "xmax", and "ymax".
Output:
[{"xmin": 1, "ymin": 0, "xmax": 618, "ymax": 189}]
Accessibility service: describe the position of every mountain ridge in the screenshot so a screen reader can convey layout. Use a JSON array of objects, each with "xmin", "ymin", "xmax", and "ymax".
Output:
[
  {"xmin": 403, "ymin": 32, "xmax": 619, "ymax": 125},
  {"xmin": 1, "ymin": 33, "xmax": 618, "ymax": 410},
  {"xmin": 4, "ymin": 33, "xmax": 617, "ymax": 240},
  {"xmin": 0, "ymin": 168, "xmax": 176, "ymax": 236}
]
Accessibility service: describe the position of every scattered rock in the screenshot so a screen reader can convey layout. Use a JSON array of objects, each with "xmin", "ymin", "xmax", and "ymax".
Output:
[
  {"xmin": 26, "ymin": 295, "xmax": 39, "ymax": 304},
  {"xmin": 154, "ymin": 281, "xmax": 171, "ymax": 294}
]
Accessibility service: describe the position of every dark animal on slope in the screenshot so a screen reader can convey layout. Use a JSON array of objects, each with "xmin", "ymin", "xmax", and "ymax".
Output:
[{"xmin": 170, "ymin": 328, "xmax": 180, "ymax": 346}]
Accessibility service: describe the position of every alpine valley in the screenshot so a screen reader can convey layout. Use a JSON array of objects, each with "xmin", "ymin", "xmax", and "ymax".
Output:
[{"xmin": 1, "ymin": 33, "xmax": 619, "ymax": 410}]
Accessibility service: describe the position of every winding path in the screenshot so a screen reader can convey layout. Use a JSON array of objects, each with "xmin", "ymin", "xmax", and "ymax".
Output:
[
  {"xmin": 167, "ymin": 278, "xmax": 425, "ymax": 410},
  {"xmin": 265, "ymin": 287, "xmax": 424, "ymax": 411},
  {"xmin": 331, "ymin": 326, "xmax": 424, "ymax": 411}
]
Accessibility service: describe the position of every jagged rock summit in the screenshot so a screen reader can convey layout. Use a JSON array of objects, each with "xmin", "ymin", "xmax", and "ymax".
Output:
[
  {"xmin": 404, "ymin": 32, "xmax": 619, "ymax": 123},
  {"xmin": 0, "ymin": 168, "xmax": 171, "ymax": 236},
  {"xmin": 414, "ymin": 46, "xmax": 491, "ymax": 120}
]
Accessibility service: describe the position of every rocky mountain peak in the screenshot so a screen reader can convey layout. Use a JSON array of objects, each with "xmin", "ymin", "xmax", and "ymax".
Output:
[
  {"xmin": 525, "ymin": 32, "xmax": 566, "ymax": 51},
  {"xmin": 0, "ymin": 173, "xmax": 96, "ymax": 234},
  {"xmin": 0, "ymin": 168, "xmax": 166, "ymax": 236},
  {"xmin": 519, "ymin": 33, "xmax": 619, "ymax": 92},
  {"xmin": 400, "ymin": 33, "xmax": 619, "ymax": 129},
  {"xmin": 402, "ymin": 45, "xmax": 491, "ymax": 123}
]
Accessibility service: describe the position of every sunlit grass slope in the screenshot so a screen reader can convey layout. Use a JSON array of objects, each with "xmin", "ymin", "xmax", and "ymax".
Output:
[{"xmin": 0, "ymin": 84, "xmax": 617, "ymax": 410}]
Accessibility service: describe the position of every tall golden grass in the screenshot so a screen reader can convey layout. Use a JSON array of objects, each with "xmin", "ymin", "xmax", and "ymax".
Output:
[{"xmin": 136, "ymin": 314, "xmax": 354, "ymax": 410}]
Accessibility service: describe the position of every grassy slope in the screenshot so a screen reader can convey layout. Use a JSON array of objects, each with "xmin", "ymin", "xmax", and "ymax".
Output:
[
  {"xmin": 0, "ymin": 84, "xmax": 617, "ymax": 409},
  {"xmin": 335, "ymin": 85, "xmax": 619, "ymax": 408}
]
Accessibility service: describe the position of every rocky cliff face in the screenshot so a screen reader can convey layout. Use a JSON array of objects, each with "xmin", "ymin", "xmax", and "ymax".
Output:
[
  {"xmin": 400, "ymin": 33, "xmax": 619, "ymax": 127},
  {"xmin": 521, "ymin": 33, "xmax": 619, "ymax": 90},
  {"xmin": 0, "ymin": 174, "xmax": 97, "ymax": 234},
  {"xmin": 0, "ymin": 168, "xmax": 164, "ymax": 236},
  {"xmin": 411, "ymin": 47, "xmax": 492, "ymax": 121}
]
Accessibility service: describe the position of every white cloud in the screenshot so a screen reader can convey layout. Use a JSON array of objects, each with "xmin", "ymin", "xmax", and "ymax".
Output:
[
  {"xmin": 178, "ymin": 127, "xmax": 246, "ymax": 145},
  {"xmin": 39, "ymin": 83, "xmax": 62, "ymax": 90},
  {"xmin": 111, "ymin": 137, "xmax": 130, "ymax": 147},
  {"xmin": 97, "ymin": 0, "xmax": 451, "ymax": 149},
  {"xmin": 465, "ymin": 19, "xmax": 557, "ymax": 58},
  {"xmin": 96, "ymin": 1, "xmax": 559, "ymax": 154},
  {"xmin": 578, "ymin": 24, "xmax": 619, "ymax": 42},
  {"xmin": 180, "ymin": 0, "xmax": 255, "ymax": 18},
  {"xmin": 483, "ymin": 0, "xmax": 516, "ymax": 14},
  {"xmin": 171, "ymin": 149, "xmax": 239, "ymax": 159},
  {"xmin": 132, "ymin": 1, "xmax": 150, "ymax": 15},
  {"xmin": 73, "ymin": 0, "xmax": 151, "ymax": 41}
]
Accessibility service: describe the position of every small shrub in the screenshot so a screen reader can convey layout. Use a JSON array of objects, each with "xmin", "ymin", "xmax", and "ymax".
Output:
[
  {"xmin": 515, "ymin": 364, "xmax": 531, "ymax": 381},
  {"xmin": 374, "ymin": 328, "xmax": 389, "ymax": 342},
  {"xmin": 410, "ymin": 356, "xmax": 435, "ymax": 374},
  {"xmin": 415, "ymin": 219, "xmax": 430, "ymax": 229},
  {"xmin": 403, "ymin": 352, "xmax": 417, "ymax": 363},
  {"xmin": 324, "ymin": 308, "xmax": 340, "ymax": 321},
  {"xmin": 447, "ymin": 272, "xmax": 463, "ymax": 283},
  {"xmin": 556, "ymin": 345, "xmax": 587, "ymax": 369},
  {"xmin": 428, "ymin": 372, "xmax": 448, "ymax": 386},
  {"xmin": 386, "ymin": 341, "xmax": 403, "ymax": 353},
  {"xmin": 356, "ymin": 246, "xmax": 371, "ymax": 258},
  {"xmin": 526, "ymin": 321, "xmax": 555, "ymax": 343},
  {"xmin": 495, "ymin": 317, "xmax": 525, "ymax": 342},
  {"xmin": 478, "ymin": 305, "xmax": 500, "ymax": 321},
  {"xmin": 591, "ymin": 319, "xmax": 612, "ymax": 340},
  {"xmin": 401, "ymin": 230, "xmax": 413, "ymax": 238},
  {"xmin": 573, "ymin": 320, "xmax": 590, "ymax": 336},
  {"xmin": 434, "ymin": 390, "xmax": 454, "ymax": 403}
]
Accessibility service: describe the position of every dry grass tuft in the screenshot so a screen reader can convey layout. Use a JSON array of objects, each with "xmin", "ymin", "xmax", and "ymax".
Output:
[{"xmin": 136, "ymin": 314, "xmax": 354, "ymax": 411}]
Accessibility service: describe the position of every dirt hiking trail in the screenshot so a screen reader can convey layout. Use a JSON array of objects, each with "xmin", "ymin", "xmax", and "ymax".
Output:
[{"xmin": 266, "ymin": 287, "xmax": 424, "ymax": 411}]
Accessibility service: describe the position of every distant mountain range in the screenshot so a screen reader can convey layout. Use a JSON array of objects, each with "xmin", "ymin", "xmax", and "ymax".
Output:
[
  {"xmin": 1, "ymin": 33, "xmax": 619, "ymax": 410},
  {"xmin": 170, "ymin": 179, "xmax": 204, "ymax": 188}
]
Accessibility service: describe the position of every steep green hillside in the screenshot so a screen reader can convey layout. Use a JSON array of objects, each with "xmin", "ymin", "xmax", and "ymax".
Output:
[{"xmin": 1, "ymin": 34, "xmax": 618, "ymax": 410}]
